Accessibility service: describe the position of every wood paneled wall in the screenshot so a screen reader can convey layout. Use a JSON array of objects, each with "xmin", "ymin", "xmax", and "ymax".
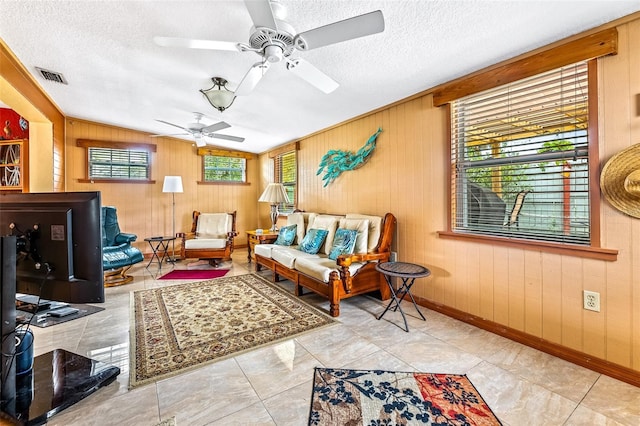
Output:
[
  {"xmin": 279, "ymin": 18, "xmax": 640, "ymax": 374},
  {"xmin": 65, "ymin": 118, "xmax": 260, "ymax": 254},
  {"xmin": 0, "ymin": 40, "xmax": 65, "ymax": 192}
]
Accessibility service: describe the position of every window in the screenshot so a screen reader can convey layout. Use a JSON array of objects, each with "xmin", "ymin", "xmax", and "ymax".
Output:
[
  {"xmin": 275, "ymin": 150, "xmax": 297, "ymax": 213},
  {"xmin": 450, "ymin": 62, "xmax": 592, "ymax": 245},
  {"xmin": 88, "ymin": 147, "xmax": 150, "ymax": 180},
  {"xmin": 203, "ymin": 155, "xmax": 246, "ymax": 183},
  {"xmin": 77, "ymin": 139, "xmax": 156, "ymax": 183}
]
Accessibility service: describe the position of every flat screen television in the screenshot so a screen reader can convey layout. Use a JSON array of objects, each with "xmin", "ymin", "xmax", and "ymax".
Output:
[{"xmin": 0, "ymin": 191, "xmax": 104, "ymax": 304}]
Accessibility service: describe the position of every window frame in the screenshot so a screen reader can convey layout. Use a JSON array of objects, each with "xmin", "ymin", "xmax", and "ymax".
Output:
[
  {"xmin": 77, "ymin": 139, "xmax": 156, "ymax": 184},
  {"xmin": 450, "ymin": 62, "xmax": 592, "ymax": 246},
  {"xmin": 434, "ymin": 29, "xmax": 618, "ymax": 261},
  {"xmin": 201, "ymin": 154, "xmax": 247, "ymax": 184},
  {"xmin": 269, "ymin": 142, "xmax": 299, "ymax": 214},
  {"xmin": 196, "ymin": 147, "xmax": 253, "ymax": 186}
]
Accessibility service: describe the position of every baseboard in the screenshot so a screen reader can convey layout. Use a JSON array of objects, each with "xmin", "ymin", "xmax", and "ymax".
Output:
[{"xmin": 411, "ymin": 295, "xmax": 640, "ymax": 388}]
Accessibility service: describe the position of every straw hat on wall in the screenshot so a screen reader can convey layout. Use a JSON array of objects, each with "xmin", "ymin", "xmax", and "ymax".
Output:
[{"xmin": 600, "ymin": 143, "xmax": 640, "ymax": 218}]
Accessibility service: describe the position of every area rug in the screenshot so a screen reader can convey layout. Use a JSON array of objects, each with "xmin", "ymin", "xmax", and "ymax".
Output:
[
  {"xmin": 130, "ymin": 273, "xmax": 336, "ymax": 388},
  {"xmin": 158, "ymin": 269, "xmax": 229, "ymax": 280},
  {"xmin": 16, "ymin": 304, "xmax": 105, "ymax": 328},
  {"xmin": 309, "ymin": 368, "xmax": 502, "ymax": 426}
]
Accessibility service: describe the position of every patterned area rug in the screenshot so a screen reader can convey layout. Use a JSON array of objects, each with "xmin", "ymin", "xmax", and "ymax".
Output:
[
  {"xmin": 309, "ymin": 368, "xmax": 502, "ymax": 425},
  {"xmin": 130, "ymin": 274, "xmax": 336, "ymax": 388}
]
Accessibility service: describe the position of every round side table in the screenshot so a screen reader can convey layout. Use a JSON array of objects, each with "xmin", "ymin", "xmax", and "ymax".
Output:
[{"xmin": 375, "ymin": 261, "xmax": 431, "ymax": 332}]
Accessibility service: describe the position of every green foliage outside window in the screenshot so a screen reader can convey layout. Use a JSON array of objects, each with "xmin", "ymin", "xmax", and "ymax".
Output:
[{"xmin": 204, "ymin": 155, "xmax": 246, "ymax": 182}]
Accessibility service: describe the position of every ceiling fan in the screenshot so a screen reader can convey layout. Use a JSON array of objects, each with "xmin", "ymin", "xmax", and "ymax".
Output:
[
  {"xmin": 154, "ymin": 0, "xmax": 384, "ymax": 95},
  {"xmin": 152, "ymin": 112, "xmax": 245, "ymax": 147}
]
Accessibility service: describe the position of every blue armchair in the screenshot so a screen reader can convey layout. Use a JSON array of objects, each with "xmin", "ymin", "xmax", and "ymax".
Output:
[{"xmin": 102, "ymin": 206, "xmax": 144, "ymax": 286}]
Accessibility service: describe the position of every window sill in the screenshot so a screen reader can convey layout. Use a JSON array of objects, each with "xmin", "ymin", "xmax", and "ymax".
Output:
[
  {"xmin": 437, "ymin": 231, "xmax": 618, "ymax": 261},
  {"xmin": 78, "ymin": 178, "xmax": 155, "ymax": 184}
]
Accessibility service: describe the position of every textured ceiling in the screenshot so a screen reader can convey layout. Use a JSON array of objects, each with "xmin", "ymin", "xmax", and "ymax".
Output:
[{"xmin": 1, "ymin": 1, "xmax": 639, "ymax": 153}]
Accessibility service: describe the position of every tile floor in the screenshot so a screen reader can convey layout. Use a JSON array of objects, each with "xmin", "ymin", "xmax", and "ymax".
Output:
[{"xmin": 21, "ymin": 249, "xmax": 640, "ymax": 425}]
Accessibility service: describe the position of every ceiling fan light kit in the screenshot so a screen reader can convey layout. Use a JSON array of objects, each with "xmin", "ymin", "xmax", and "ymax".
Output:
[{"xmin": 200, "ymin": 77, "xmax": 236, "ymax": 112}]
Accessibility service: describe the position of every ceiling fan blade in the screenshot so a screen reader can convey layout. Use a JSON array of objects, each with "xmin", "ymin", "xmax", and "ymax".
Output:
[
  {"xmin": 156, "ymin": 119, "xmax": 190, "ymax": 132},
  {"xmin": 286, "ymin": 58, "xmax": 339, "ymax": 94},
  {"xmin": 293, "ymin": 10, "xmax": 384, "ymax": 51},
  {"xmin": 235, "ymin": 61, "xmax": 271, "ymax": 96},
  {"xmin": 201, "ymin": 121, "xmax": 231, "ymax": 133},
  {"xmin": 244, "ymin": 0, "xmax": 278, "ymax": 30},
  {"xmin": 207, "ymin": 133, "xmax": 245, "ymax": 142},
  {"xmin": 154, "ymin": 36, "xmax": 240, "ymax": 52}
]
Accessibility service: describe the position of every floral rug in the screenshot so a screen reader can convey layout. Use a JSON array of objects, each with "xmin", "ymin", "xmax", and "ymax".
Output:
[
  {"xmin": 309, "ymin": 368, "xmax": 502, "ymax": 425},
  {"xmin": 129, "ymin": 274, "xmax": 336, "ymax": 387}
]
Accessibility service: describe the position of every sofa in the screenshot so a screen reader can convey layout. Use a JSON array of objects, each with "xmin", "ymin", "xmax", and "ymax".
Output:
[{"xmin": 255, "ymin": 212, "xmax": 396, "ymax": 317}]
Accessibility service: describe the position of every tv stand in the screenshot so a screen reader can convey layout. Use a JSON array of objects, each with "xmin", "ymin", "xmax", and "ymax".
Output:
[
  {"xmin": 1, "ymin": 237, "xmax": 120, "ymax": 425},
  {"xmin": 2, "ymin": 349, "xmax": 120, "ymax": 425}
]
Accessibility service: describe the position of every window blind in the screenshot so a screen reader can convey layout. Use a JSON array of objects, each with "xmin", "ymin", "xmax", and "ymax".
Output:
[
  {"xmin": 88, "ymin": 147, "xmax": 149, "ymax": 180},
  {"xmin": 451, "ymin": 61, "xmax": 591, "ymax": 245},
  {"xmin": 275, "ymin": 151, "xmax": 297, "ymax": 212}
]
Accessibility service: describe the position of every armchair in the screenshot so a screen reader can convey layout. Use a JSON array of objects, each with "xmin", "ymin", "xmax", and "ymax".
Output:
[
  {"xmin": 179, "ymin": 211, "xmax": 237, "ymax": 267},
  {"xmin": 102, "ymin": 206, "xmax": 144, "ymax": 286}
]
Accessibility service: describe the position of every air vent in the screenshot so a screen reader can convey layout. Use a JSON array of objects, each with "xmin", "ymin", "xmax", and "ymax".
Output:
[{"xmin": 36, "ymin": 67, "xmax": 68, "ymax": 84}]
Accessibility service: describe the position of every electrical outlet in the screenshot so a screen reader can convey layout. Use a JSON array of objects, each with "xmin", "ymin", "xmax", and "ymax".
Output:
[
  {"xmin": 583, "ymin": 290, "xmax": 600, "ymax": 312},
  {"xmin": 390, "ymin": 251, "xmax": 398, "ymax": 262}
]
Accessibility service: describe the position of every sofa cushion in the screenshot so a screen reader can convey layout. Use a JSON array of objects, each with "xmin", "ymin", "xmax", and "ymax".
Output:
[
  {"xmin": 286, "ymin": 213, "xmax": 307, "ymax": 244},
  {"xmin": 185, "ymin": 238, "xmax": 227, "ymax": 250},
  {"xmin": 328, "ymin": 228, "xmax": 358, "ymax": 260},
  {"xmin": 338, "ymin": 218, "xmax": 369, "ymax": 254},
  {"xmin": 254, "ymin": 243, "xmax": 277, "ymax": 258},
  {"xmin": 196, "ymin": 213, "xmax": 231, "ymax": 238},
  {"xmin": 345, "ymin": 214, "xmax": 383, "ymax": 252},
  {"xmin": 271, "ymin": 246, "xmax": 320, "ymax": 269},
  {"xmin": 308, "ymin": 215, "xmax": 340, "ymax": 255},
  {"xmin": 274, "ymin": 224, "xmax": 297, "ymax": 246},
  {"xmin": 299, "ymin": 228, "xmax": 329, "ymax": 254},
  {"xmin": 294, "ymin": 257, "xmax": 364, "ymax": 283}
]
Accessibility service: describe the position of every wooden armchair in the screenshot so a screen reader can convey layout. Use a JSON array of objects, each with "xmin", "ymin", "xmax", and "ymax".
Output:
[{"xmin": 179, "ymin": 211, "xmax": 237, "ymax": 266}]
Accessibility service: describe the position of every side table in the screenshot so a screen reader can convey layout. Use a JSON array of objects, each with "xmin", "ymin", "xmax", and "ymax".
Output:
[
  {"xmin": 246, "ymin": 230, "xmax": 279, "ymax": 262},
  {"xmin": 375, "ymin": 262, "xmax": 431, "ymax": 332},
  {"xmin": 144, "ymin": 236, "xmax": 176, "ymax": 269}
]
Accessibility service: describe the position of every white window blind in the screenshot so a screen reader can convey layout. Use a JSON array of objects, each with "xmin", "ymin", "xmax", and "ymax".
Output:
[
  {"xmin": 451, "ymin": 61, "xmax": 591, "ymax": 245},
  {"xmin": 88, "ymin": 147, "xmax": 150, "ymax": 180},
  {"xmin": 275, "ymin": 151, "xmax": 297, "ymax": 213}
]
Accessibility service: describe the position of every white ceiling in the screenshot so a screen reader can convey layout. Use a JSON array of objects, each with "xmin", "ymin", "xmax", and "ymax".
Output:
[{"xmin": 1, "ymin": 1, "xmax": 639, "ymax": 154}]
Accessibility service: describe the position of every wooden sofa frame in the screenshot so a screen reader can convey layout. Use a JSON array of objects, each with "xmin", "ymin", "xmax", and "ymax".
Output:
[{"xmin": 255, "ymin": 212, "xmax": 396, "ymax": 317}]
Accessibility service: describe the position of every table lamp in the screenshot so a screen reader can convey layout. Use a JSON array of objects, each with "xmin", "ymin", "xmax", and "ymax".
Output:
[
  {"xmin": 258, "ymin": 183, "xmax": 290, "ymax": 232},
  {"xmin": 163, "ymin": 176, "xmax": 183, "ymax": 262}
]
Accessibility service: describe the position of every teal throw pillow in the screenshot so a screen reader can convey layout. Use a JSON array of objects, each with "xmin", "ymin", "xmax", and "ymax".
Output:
[
  {"xmin": 299, "ymin": 228, "xmax": 329, "ymax": 254},
  {"xmin": 328, "ymin": 228, "xmax": 358, "ymax": 260},
  {"xmin": 274, "ymin": 224, "xmax": 297, "ymax": 246}
]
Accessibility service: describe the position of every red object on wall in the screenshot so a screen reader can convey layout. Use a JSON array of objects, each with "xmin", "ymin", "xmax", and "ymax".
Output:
[{"xmin": 0, "ymin": 108, "xmax": 29, "ymax": 140}]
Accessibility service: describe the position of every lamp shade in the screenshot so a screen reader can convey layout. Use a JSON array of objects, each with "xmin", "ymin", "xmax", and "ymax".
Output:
[
  {"xmin": 258, "ymin": 183, "xmax": 290, "ymax": 204},
  {"xmin": 162, "ymin": 176, "xmax": 183, "ymax": 193},
  {"xmin": 200, "ymin": 77, "xmax": 236, "ymax": 112}
]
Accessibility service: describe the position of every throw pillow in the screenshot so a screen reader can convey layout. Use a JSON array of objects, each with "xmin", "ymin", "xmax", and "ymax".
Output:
[
  {"xmin": 299, "ymin": 228, "xmax": 329, "ymax": 254},
  {"xmin": 274, "ymin": 224, "xmax": 297, "ymax": 246},
  {"xmin": 338, "ymin": 218, "xmax": 369, "ymax": 254},
  {"xmin": 328, "ymin": 228, "xmax": 358, "ymax": 260}
]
